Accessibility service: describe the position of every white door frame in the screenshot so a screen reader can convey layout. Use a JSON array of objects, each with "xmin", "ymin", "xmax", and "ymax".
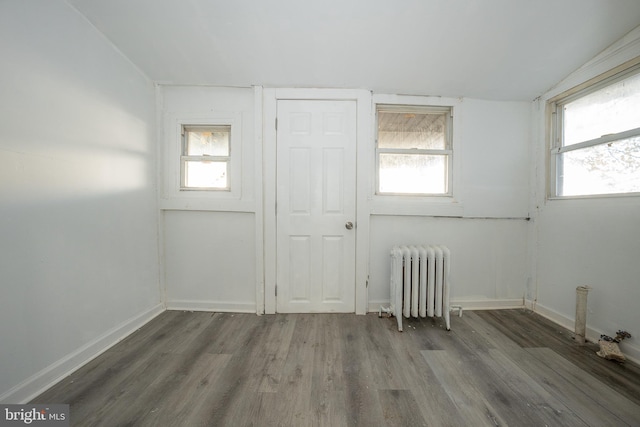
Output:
[{"xmin": 263, "ymin": 88, "xmax": 372, "ymax": 314}]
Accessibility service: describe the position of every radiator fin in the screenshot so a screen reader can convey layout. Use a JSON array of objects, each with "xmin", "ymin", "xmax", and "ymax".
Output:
[{"xmin": 387, "ymin": 245, "xmax": 451, "ymax": 332}]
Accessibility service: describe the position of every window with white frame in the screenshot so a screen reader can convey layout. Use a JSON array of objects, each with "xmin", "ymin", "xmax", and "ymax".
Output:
[
  {"xmin": 376, "ymin": 105, "xmax": 452, "ymax": 195},
  {"xmin": 550, "ymin": 65, "xmax": 640, "ymax": 197},
  {"xmin": 181, "ymin": 125, "xmax": 231, "ymax": 190}
]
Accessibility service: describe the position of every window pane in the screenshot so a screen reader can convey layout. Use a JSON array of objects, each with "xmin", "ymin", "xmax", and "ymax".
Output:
[
  {"xmin": 558, "ymin": 137, "xmax": 640, "ymax": 196},
  {"xmin": 379, "ymin": 154, "xmax": 447, "ymax": 194},
  {"xmin": 185, "ymin": 127, "xmax": 230, "ymax": 156},
  {"xmin": 563, "ymin": 72, "xmax": 640, "ymax": 146},
  {"xmin": 378, "ymin": 111, "xmax": 447, "ymax": 150},
  {"xmin": 184, "ymin": 160, "xmax": 228, "ymax": 189}
]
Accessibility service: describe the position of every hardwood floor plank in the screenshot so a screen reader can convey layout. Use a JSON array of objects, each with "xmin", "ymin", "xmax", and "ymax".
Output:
[
  {"xmin": 425, "ymin": 315, "xmax": 567, "ymax": 426},
  {"xmin": 222, "ymin": 314, "xmax": 279, "ymax": 393},
  {"xmin": 422, "ymin": 350, "xmax": 509, "ymax": 426},
  {"xmin": 159, "ymin": 311, "xmax": 219, "ymax": 355},
  {"xmin": 34, "ymin": 311, "xmax": 212, "ymax": 421},
  {"xmin": 377, "ymin": 389, "xmax": 427, "ymax": 426},
  {"xmin": 81, "ymin": 312, "xmax": 236, "ymax": 425},
  {"xmin": 528, "ymin": 355, "xmax": 630, "ymax": 426},
  {"xmin": 190, "ymin": 315, "xmax": 277, "ymax": 427},
  {"xmin": 74, "ymin": 352, "xmax": 181, "ymax": 425},
  {"xmin": 364, "ymin": 314, "xmax": 416, "ymax": 390},
  {"xmin": 458, "ymin": 311, "xmax": 640, "ymax": 426},
  {"xmin": 257, "ymin": 314, "xmax": 298, "ymax": 393},
  {"xmin": 271, "ymin": 314, "xmax": 317, "ymax": 426},
  {"xmin": 144, "ymin": 353, "xmax": 233, "ymax": 427},
  {"xmin": 526, "ymin": 347, "xmax": 640, "ymax": 426},
  {"xmin": 376, "ymin": 316, "xmax": 468, "ymax": 426},
  {"xmin": 491, "ymin": 342, "xmax": 629, "ymax": 426},
  {"xmin": 338, "ymin": 314, "xmax": 386, "ymax": 426},
  {"xmin": 478, "ymin": 309, "xmax": 640, "ymax": 405},
  {"xmin": 450, "ymin": 313, "xmax": 591, "ymax": 425},
  {"xmin": 109, "ymin": 310, "xmax": 191, "ymax": 354},
  {"xmin": 309, "ymin": 315, "xmax": 350, "ymax": 426},
  {"xmin": 381, "ymin": 313, "xmax": 450, "ymax": 351},
  {"xmin": 311, "ymin": 315, "xmax": 346, "ymax": 391},
  {"xmin": 204, "ymin": 313, "xmax": 267, "ymax": 355},
  {"xmin": 457, "ymin": 310, "xmax": 524, "ymax": 354},
  {"xmin": 479, "ymin": 349, "xmax": 587, "ymax": 426},
  {"xmin": 30, "ymin": 310, "xmax": 640, "ymax": 426}
]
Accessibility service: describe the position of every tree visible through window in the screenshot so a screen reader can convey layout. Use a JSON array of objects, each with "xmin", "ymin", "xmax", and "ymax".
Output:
[
  {"xmin": 376, "ymin": 105, "xmax": 452, "ymax": 195},
  {"xmin": 551, "ymin": 67, "xmax": 640, "ymax": 197}
]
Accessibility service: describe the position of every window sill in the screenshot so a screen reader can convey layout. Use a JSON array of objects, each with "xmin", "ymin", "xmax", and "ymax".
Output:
[
  {"xmin": 547, "ymin": 192, "xmax": 640, "ymax": 203},
  {"xmin": 159, "ymin": 197, "xmax": 255, "ymax": 213}
]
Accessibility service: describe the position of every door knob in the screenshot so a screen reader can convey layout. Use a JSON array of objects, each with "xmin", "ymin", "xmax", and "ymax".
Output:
[{"xmin": 345, "ymin": 221, "xmax": 354, "ymax": 230}]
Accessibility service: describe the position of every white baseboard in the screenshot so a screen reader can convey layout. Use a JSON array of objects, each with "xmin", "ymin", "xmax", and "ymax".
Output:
[
  {"xmin": 449, "ymin": 298, "xmax": 525, "ymax": 310},
  {"xmin": 166, "ymin": 299, "xmax": 256, "ymax": 313},
  {"xmin": 368, "ymin": 300, "xmax": 390, "ymax": 313},
  {"xmin": 0, "ymin": 303, "xmax": 165, "ymax": 404},
  {"xmin": 527, "ymin": 300, "xmax": 640, "ymax": 365},
  {"xmin": 369, "ymin": 298, "xmax": 525, "ymax": 314}
]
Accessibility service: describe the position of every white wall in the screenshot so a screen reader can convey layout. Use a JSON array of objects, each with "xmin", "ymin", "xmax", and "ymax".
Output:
[
  {"xmin": 369, "ymin": 216, "xmax": 529, "ymax": 308},
  {"xmin": 534, "ymin": 200, "xmax": 640, "ymax": 342},
  {"xmin": 159, "ymin": 86, "xmax": 257, "ymax": 312},
  {"xmin": 369, "ymin": 99, "xmax": 532, "ymax": 310},
  {"xmin": 161, "ymin": 89, "xmax": 533, "ymax": 314},
  {"xmin": 531, "ymin": 26, "xmax": 640, "ymax": 361},
  {"xmin": 458, "ymin": 99, "xmax": 530, "ymax": 218},
  {"xmin": 0, "ymin": 1, "xmax": 161, "ymax": 402},
  {"xmin": 163, "ymin": 211, "xmax": 256, "ymax": 311}
]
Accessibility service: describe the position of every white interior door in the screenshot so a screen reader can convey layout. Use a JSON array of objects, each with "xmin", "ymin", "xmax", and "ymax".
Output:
[{"xmin": 276, "ymin": 100, "xmax": 357, "ymax": 313}]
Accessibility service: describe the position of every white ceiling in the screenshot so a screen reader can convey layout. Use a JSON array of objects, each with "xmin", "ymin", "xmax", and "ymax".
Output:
[{"xmin": 68, "ymin": 0, "xmax": 640, "ymax": 101}]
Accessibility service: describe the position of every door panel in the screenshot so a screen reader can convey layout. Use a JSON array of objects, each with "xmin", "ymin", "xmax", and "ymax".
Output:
[{"xmin": 276, "ymin": 100, "xmax": 356, "ymax": 313}]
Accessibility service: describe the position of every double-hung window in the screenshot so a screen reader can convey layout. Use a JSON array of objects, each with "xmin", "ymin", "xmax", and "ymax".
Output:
[
  {"xmin": 181, "ymin": 125, "xmax": 231, "ymax": 190},
  {"xmin": 376, "ymin": 105, "xmax": 452, "ymax": 195},
  {"xmin": 549, "ymin": 65, "xmax": 640, "ymax": 197}
]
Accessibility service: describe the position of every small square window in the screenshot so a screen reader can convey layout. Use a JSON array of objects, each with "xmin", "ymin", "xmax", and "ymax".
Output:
[
  {"xmin": 181, "ymin": 125, "xmax": 231, "ymax": 190},
  {"xmin": 376, "ymin": 105, "xmax": 452, "ymax": 195}
]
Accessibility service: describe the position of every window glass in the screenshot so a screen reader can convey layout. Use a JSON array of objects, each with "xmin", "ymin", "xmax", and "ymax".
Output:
[
  {"xmin": 563, "ymin": 72, "xmax": 640, "ymax": 146},
  {"xmin": 183, "ymin": 160, "xmax": 228, "ymax": 189},
  {"xmin": 379, "ymin": 154, "xmax": 447, "ymax": 194},
  {"xmin": 376, "ymin": 105, "xmax": 452, "ymax": 195},
  {"xmin": 551, "ymin": 66, "xmax": 640, "ymax": 197},
  {"xmin": 378, "ymin": 111, "xmax": 447, "ymax": 150},
  {"xmin": 185, "ymin": 127, "xmax": 229, "ymax": 156},
  {"xmin": 181, "ymin": 125, "xmax": 231, "ymax": 190},
  {"xmin": 559, "ymin": 136, "xmax": 640, "ymax": 196}
]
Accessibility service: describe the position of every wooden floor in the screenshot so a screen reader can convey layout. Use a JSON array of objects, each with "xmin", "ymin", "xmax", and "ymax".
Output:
[{"xmin": 33, "ymin": 309, "xmax": 640, "ymax": 426}]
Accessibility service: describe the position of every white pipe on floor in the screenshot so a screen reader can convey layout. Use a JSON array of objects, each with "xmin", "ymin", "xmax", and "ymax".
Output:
[{"xmin": 575, "ymin": 285, "xmax": 591, "ymax": 344}]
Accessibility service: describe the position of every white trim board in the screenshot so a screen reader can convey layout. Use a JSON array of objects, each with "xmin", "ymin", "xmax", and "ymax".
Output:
[
  {"xmin": 166, "ymin": 300, "xmax": 256, "ymax": 313},
  {"xmin": 262, "ymin": 88, "xmax": 372, "ymax": 315},
  {"xmin": 0, "ymin": 304, "xmax": 165, "ymax": 404},
  {"xmin": 253, "ymin": 85, "xmax": 265, "ymax": 315},
  {"xmin": 369, "ymin": 298, "xmax": 525, "ymax": 314}
]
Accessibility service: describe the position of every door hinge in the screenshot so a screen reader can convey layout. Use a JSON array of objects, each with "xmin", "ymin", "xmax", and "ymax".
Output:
[
  {"xmin": 275, "ymin": 285, "xmax": 277, "ymax": 296},
  {"xmin": 275, "ymin": 118, "xmax": 278, "ymax": 130}
]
